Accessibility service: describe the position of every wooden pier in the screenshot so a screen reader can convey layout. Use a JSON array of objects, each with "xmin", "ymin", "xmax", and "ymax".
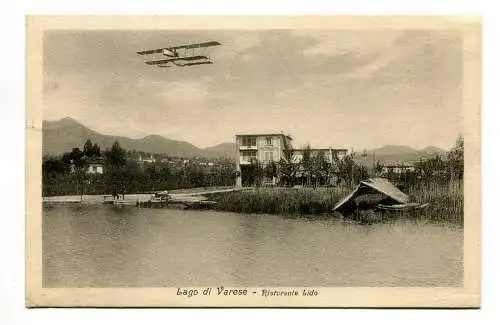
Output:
[
  {"xmin": 43, "ymin": 187, "xmax": 250, "ymax": 209},
  {"xmin": 135, "ymin": 187, "xmax": 248, "ymax": 209}
]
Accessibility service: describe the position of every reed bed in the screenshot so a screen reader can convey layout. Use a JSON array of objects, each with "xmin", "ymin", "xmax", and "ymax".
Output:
[
  {"xmin": 211, "ymin": 186, "xmax": 353, "ymax": 215},
  {"xmin": 209, "ymin": 179, "xmax": 464, "ymax": 224},
  {"xmin": 406, "ymin": 179, "xmax": 464, "ymax": 224}
]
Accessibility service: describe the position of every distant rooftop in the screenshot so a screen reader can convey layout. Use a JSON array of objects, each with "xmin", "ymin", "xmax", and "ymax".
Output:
[
  {"xmin": 235, "ymin": 133, "xmax": 293, "ymax": 140},
  {"xmin": 87, "ymin": 156, "xmax": 104, "ymax": 164},
  {"xmin": 293, "ymin": 148, "xmax": 348, "ymax": 152}
]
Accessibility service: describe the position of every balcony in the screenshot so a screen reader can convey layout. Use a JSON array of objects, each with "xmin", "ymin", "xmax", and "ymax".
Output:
[
  {"xmin": 240, "ymin": 156, "xmax": 256, "ymax": 165},
  {"xmin": 239, "ymin": 145, "xmax": 257, "ymax": 150}
]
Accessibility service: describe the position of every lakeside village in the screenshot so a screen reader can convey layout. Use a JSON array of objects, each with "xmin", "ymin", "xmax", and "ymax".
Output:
[{"xmin": 43, "ymin": 133, "xmax": 464, "ymax": 223}]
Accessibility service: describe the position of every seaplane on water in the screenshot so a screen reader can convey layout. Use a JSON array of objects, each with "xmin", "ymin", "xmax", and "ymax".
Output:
[{"xmin": 137, "ymin": 41, "xmax": 221, "ymax": 68}]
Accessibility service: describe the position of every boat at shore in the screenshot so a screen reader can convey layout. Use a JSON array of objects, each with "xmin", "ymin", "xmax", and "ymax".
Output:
[
  {"xmin": 334, "ymin": 178, "xmax": 429, "ymax": 216},
  {"xmin": 136, "ymin": 191, "xmax": 218, "ymax": 209},
  {"xmin": 102, "ymin": 195, "xmax": 136, "ymax": 206},
  {"xmin": 377, "ymin": 202, "xmax": 430, "ymax": 212}
]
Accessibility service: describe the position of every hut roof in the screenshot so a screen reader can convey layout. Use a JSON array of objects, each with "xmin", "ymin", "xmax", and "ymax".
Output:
[{"xmin": 333, "ymin": 178, "xmax": 409, "ymax": 211}]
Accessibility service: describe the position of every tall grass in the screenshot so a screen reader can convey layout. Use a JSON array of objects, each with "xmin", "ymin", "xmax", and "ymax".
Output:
[
  {"xmin": 406, "ymin": 179, "xmax": 464, "ymax": 224},
  {"xmin": 209, "ymin": 179, "xmax": 464, "ymax": 224},
  {"xmin": 210, "ymin": 186, "xmax": 353, "ymax": 215}
]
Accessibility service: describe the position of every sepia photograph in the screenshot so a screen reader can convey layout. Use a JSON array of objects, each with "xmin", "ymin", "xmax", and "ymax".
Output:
[{"xmin": 26, "ymin": 16, "xmax": 481, "ymax": 307}]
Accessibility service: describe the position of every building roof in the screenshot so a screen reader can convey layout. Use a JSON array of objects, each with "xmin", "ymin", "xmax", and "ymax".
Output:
[
  {"xmin": 381, "ymin": 162, "xmax": 416, "ymax": 167},
  {"xmin": 235, "ymin": 133, "xmax": 293, "ymax": 140},
  {"xmin": 293, "ymin": 148, "xmax": 348, "ymax": 152},
  {"xmin": 86, "ymin": 156, "xmax": 104, "ymax": 164},
  {"xmin": 333, "ymin": 178, "xmax": 409, "ymax": 212}
]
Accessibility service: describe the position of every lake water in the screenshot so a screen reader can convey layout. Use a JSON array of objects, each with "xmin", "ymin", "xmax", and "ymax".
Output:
[{"xmin": 43, "ymin": 204, "xmax": 463, "ymax": 287}]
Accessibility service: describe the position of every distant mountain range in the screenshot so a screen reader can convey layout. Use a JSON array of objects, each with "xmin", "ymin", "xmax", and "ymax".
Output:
[
  {"xmin": 42, "ymin": 117, "xmax": 236, "ymax": 158},
  {"xmin": 355, "ymin": 145, "xmax": 447, "ymax": 166},
  {"xmin": 43, "ymin": 117, "xmax": 447, "ymax": 162}
]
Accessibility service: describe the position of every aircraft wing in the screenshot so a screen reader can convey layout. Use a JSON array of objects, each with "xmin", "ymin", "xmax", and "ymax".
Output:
[
  {"xmin": 138, "ymin": 41, "xmax": 220, "ymax": 55},
  {"xmin": 168, "ymin": 41, "xmax": 221, "ymax": 50},
  {"xmin": 179, "ymin": 61, "xmax": 213, "ymax": 67},
  {"xmin": 144, "ymin": 55, "xmax": 208, "ymax": 65},
  {"xmin": 137, "ymin": 48, "xmax": 164, "ymax": 55}
]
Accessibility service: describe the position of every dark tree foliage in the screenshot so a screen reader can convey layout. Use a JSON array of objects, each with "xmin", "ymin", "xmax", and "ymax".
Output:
[
  {"xmin": 246, "ymin": 160, "xmax": 264, "ymax": 187},
  {"xmin": 301, "ymin": 144, "xmax": 313, "ymax": 186},
  {"xmin": 376, "ymin": 135, "xmax": 465, "ymax": 187},
  {"xmin": 310, "ymin": 151, "xmax": 330, "ymax": 187},
  {"xmin": 104, "ymin": 141, "xmax": 126, "ymax": 168},
  {"xmin": 42, "ymin": 139, "xmax": 236, "ymax": 196},
  {"xmin": 82, "ymin": 139, "xmax": 101, "ymax": 158},
  {"xmin": 264, "ymin": 161, "xmax": 278, "ymax": 179},
  {"xmin": 83, "ymin": 139, "xmax": 93, "ymax": 157},
  {"xmin": 42, "ymin": 157, "xmax": 66, "ymax": 177},
  {"xmin": 277, "ymin": 140, "xmax": 297, "ymax": 186},
  {"xmin": 332, "ymin": 153, "xmax": 368, "ymax": 187},
  {"xmin": 448, "ymin": 135, "xmax": 464, "ymax": 180}
]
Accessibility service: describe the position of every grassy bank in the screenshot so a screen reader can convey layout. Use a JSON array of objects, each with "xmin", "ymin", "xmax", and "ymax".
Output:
[
  {"xmin": 406, "ymin": 180, "xmax": 464, "ymax": 224},
  {"xmin": 209, "ymin": 180, "xmax": 464, "ymax": 224},
  {"xmin": 210, "ymin": 186, "xmax": 354, "ymax": 215}
]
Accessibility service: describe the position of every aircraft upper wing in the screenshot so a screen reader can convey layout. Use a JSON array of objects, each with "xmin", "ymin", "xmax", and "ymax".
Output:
[
  {"xmin": 144, "ymin": 55, "xmax": 209, "ymax": 65},
  {"xmin": 138, "ymin": 41, "xmax": 221, "ymax": 55},
  {"xmin": 137, "ymin": 48, "xmax": 164, "ymax": 55},
  {"xmin": 168, "ymin": 41, "xmax": 221, "ymax": 50}
]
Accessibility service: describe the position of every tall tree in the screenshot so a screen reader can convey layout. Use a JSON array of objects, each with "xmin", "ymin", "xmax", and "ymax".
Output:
[
  {"xmin": 448, "ymin": 135, "xmax": 464, "ymax": 180},
  {"xmin": 66, "ymin": 147, "xmax": 88, "ymax": 198},
  {"xmin": 92, "ymin": 143, "xmax": 101, "ymax": 157},
  {"xmin": 264, "ymin": 161, "xmax": 278, "ymax": 180},
  {"xmin": 83, "ymin": 139, "xmax": 93, "ymax": 157},
  {"xmin": 311, "ymin": 151, "xmax": 329, "ymax": 187},
  {"xmin": 104, "ymin": 141, "xmax": 127, "ymax": 197},
  {"xmin": 301, "ymin": 144, "xmax": 313, "ymax": 186},
  {"xmin": 278, "ymin": 139, "xmax": 297, "ymax": 186},
  {"xmin": 333, "ymin": 153, "xmax": 356, "ymax": 186},
  {"xmin": 374, "ymin": 160, "xmax": 383, "ymax": 176},
  {"xmin": 105, "ymin": 141, "xmax": 126, "ymax": 168}
]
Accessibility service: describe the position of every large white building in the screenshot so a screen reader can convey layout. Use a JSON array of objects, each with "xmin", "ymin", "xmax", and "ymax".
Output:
[{"xmin": 234, "ymin": 133, "xmax": 348, "ymax": 187}]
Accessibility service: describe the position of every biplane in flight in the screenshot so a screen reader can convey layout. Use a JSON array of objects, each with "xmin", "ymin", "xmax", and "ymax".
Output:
[{"xmin": 137, "ymin": 41, "xmax": 221, "ymax": 68}]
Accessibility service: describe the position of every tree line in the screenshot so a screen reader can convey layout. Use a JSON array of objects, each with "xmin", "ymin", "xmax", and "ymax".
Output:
[
  {"xmin": 242, "ymin": 135, "xmax": 464, "ymax": 188},
  {"xmin": 373, "ymin": 135, "xmax": 465, "ymax": 187},
  {"xmin": 242, "ymin": 141, "xmax": 369, "ymax": 188},
  {"xmin": 42, "ymin": 140, "xmax": 236, "ymax": 197}
]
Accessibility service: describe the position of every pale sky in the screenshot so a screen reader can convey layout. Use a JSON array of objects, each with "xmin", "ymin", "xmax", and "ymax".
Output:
[{"xmin": 43, "ymin": 29, "xmax": 463, "ymax": 150}]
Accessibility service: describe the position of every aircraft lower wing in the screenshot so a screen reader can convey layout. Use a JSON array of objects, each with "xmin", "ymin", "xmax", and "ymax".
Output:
[
  {"xmin": 144, "ymin": 55, "xmax": 208, "ymax": 65},
  {"xmin": 177, "ymin": 61, "xmax": 213, "ymax": 67}
]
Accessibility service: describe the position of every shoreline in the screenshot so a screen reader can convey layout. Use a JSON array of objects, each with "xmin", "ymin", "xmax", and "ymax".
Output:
[
  {"xmin": 42, "ymin": 182, "xmax": 464, "ymax": 225},
  {"xmin": 42, "ymin": 186, "xmax": 249, "ymax": 204}
]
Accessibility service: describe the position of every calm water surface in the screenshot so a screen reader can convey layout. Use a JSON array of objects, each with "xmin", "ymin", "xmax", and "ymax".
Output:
[{"xmin": 43, "ymin": 204, "xmax": 463, "ymax": 287}]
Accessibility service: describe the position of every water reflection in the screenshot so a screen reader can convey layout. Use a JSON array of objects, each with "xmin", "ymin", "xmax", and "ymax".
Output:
[{"xmin": 43, "ymin": 205, "xmax": 463, "ymax": 287}]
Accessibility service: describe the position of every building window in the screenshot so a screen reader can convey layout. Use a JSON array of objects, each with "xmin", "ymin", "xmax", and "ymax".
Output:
[
  {"xmin": 243, "ymin": 151, "xmax": 257, "ymax": 158},
  {"xmin": 264, "ymin": 151, "xmax": 274, "ymax": 162},
  {"xmin": 266, "ymin": 137, "xmax": 272, "ymax": 145},
  {"xmin": 242, "ymin": 137, "xmax": 256, "ymax": 147}
]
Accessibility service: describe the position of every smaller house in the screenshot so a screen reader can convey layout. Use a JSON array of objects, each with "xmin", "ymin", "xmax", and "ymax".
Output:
[
  {"xmin": 138, "ymin": 154, "xmax": 156, "ymax": 164},
  {"xmin": 69, "ymin": 156, "xmax": 104, "ymax": 174},
  {"xmin": 292, "ymin": 148, "xmax": 348, "ymax": 164},
  {"xmin": 86, "ymin": 157, "xmax": 104, "ymax": 174},
  {"xmin": 380, "ymin": 162, "xmax": 416, "ymax": 175}
]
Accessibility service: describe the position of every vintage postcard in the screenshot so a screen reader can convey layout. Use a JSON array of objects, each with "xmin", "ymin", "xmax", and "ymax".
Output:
[{"xmin": 26, "ymin": 16, "xmax": 481, "ymax": 307}]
